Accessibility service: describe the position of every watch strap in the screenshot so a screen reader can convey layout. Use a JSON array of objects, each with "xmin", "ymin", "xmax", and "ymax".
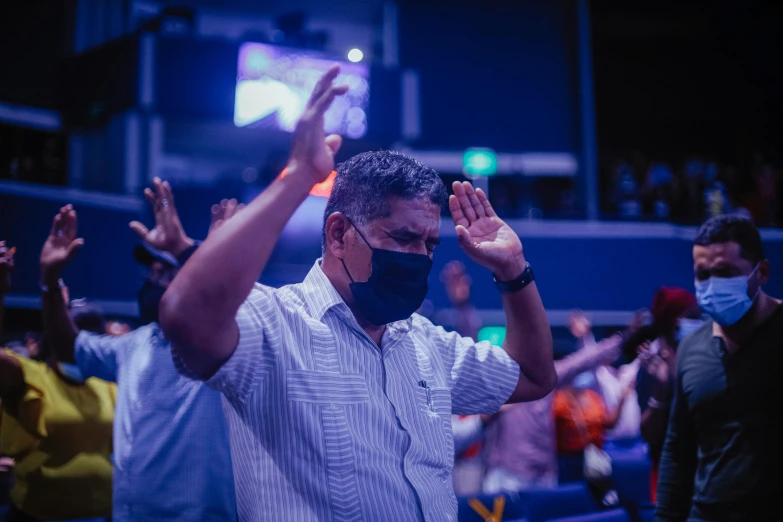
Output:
[
  {"xmin": 40, "ymin": 278, "xmax": 65, "ymax": 293},
  {"xmin": 494, "ymin": 263, "xmax": 534, "ymax": 294}
]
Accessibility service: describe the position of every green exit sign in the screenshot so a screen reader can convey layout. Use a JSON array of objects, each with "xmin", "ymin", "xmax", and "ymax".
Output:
[
  {"xmin": 478, "ymin": 326, "xmax": 506, "ymax": 346},
  {"xmin": 463, "ymin": 148, "xmax": 497, "ymax": 176}
]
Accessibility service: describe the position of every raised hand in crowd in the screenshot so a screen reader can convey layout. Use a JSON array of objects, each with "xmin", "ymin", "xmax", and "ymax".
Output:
[
  {"xmin": 130, "ymin": 177, "xmax": 194, "ymax": 257},
  {"xmin": 0, "ymin": 241, "xmax": 14, "ymax": 336},
  {"xmin": 568, "ymin": 310, "xmax": 593, "ymax": 342},
  {"xmin": 160, "ymin": 65, "xmax": 350, "ymax": 377},
  {"xmin": 440, "ymin": 260, "xmax": 472, "ymax": 307},
  {"xmin": 208, "ymin": 198, "xmax": 245, "ymax": 237},
  {"xmin": 287, "ymin": 66, "xmax": 349, "ymax": 186},
  {"xmin": 0, "ymin": 241, "xmax": 14, "ymax": 296},
  {"xmin": 40, "ymin": 205, "xmax": 84, "ymax": 286},
  {"xmin": 450, "ymin": 179, "xmax": 556, "ymax": 400},
  {"xmin": 39, "ymin": 206, "xmax": 84, "ymax": 362},
  {"xmin": 626, "ymin": 308, "xmax": 650, "ymax": 336},
  {"xmin": 638, "ymin": 341, "xmax": 672, "ymax": 389},
  {"xmin": 450, "ymin": 181, "xmax": 526, "ymax": 282}
]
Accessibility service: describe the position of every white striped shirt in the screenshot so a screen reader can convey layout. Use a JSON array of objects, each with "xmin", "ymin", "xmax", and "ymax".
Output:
[{"xmin": 203, "ymin": 260, "xmax": 519, "ymax": 522}]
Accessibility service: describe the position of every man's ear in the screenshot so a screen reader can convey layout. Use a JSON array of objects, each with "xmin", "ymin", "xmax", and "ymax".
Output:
[
  {"xmin": 325, "ymin": 213, "xmax": 351, "ymax": 258},
  {"xmin": 757, "ymin": 259, "xmax": 771, "ymax": 285}
]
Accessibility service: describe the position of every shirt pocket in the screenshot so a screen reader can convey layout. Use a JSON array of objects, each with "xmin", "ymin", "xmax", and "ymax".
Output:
[
  {"xmin": 416, "ymin": 385, "xmax": 455, "ymax": 475},
  {"xmin": 286, "ymin": 370, "xmax": 370, "ymax": 405},
  {"xmin": 429, "ymin": 386, "xmax": 452, "ymax": 419}
]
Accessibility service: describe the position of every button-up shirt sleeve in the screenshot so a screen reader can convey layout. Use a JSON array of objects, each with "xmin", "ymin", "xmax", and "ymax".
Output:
[
  {"xmin": 427, "ymin": 322, "xmax": 520, "ymax": 415},
  {"xmin": 74, "ymin": 328, "xmax": 142, "ymax": 382},
  {"xmin": 205, "ymin": 284, "xmax": 281, "ymax": 406}
]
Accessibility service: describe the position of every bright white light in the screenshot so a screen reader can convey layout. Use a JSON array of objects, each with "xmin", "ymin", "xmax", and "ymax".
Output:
[{"xmin": 347, "ymin": 48, "xmax": 364, "ymax": 63}]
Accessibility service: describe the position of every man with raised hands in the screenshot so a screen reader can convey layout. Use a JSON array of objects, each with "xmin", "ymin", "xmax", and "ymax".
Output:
[
  {"xmin": 161, "ymin": 66, "xmax": 557, "ymax": 522},
  {"xmin": 40, "ymin": 194, "xmax": 240, "ymax": 521}
]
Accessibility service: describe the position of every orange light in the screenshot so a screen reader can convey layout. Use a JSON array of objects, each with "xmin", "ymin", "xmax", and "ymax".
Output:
[
  {"xmin": 279, "ymin": 168, "xmax": 336, "ymax": 198},
  {"xmin": 310, "ymin": 171, "xmax": 336, "ymax": 197}
]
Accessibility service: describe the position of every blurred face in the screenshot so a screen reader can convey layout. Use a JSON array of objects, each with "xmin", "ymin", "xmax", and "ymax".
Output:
[
  {"xmin": 106, "ymin": 321, "xmax": 132, "ymax": 336},
  {"xmin": 339, "ymin": 197, "xmax": 441, "ymax": 283},
  {"xmin": 139, "ymin": 261, "xmax": 177, "ymax": 324},
  {"xmin": 147, "ymin": 261, "xmax": 176, "ymax": 288},
  {"xmin": 693, "ymin": 242, "xmax": 768, "ymax": 298}
]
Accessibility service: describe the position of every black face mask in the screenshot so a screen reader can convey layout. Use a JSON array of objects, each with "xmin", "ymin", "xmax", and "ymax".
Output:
[
  {"xmin": 341, "ymin": 221, "xmax": 433, "ymax": 325},
  {"xmin": 138, "ymin": 280, "xmax": 166, "ymax": 325}
]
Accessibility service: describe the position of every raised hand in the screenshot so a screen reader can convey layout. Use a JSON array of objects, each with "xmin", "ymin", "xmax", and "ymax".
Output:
[
  {"xmin": 440, "ymin": 260, "xmax": 472, "ymax": 306},
  {"xmin": 627, "ymin": 308, "xmax": 650, "ymax": 335},
  {"xmin": 40, "ymin": 205, "xmax": 85, "ymax": 279},
  {"xmin": 129, "ymin": 177, "xmax": 194, "ymax": 256},
  {"xmin": 638, "ymin": 342, "xmax": 670, "ymax": 385},
  {"xmin": 0, "ymin": 241, "xmax": 14, "ymax": 294},
  {"xmin": 287, "ymin": 65, "xmax": 349, "ymax": 185},
  {"xmin": 208, "ymin": 198, "xmax": 245, "ymax": 236},
  {"xmin": 449, "ymin": 181, "xmax": 525, "ymax": 280},
  {"xmin": 568, "ymin": 310, "xmax": 593, "ymax": 341}
]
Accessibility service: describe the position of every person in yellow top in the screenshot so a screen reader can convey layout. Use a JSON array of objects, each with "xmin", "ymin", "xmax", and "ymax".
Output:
[{"xmin": 0, "ymin": 241, "xmax": 116, "ymax": 522}]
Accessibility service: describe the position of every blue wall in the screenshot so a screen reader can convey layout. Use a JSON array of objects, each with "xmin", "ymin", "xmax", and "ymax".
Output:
[{"xmin": 3, "ymin": 190, "xmax": 782, "ymax": 317}]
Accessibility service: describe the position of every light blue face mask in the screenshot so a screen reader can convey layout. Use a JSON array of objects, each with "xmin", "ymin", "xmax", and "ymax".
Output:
[
  {"xmin": 57, "ymin": 362, "xmax": 86, "ymax": 383},
  {"xmin": 695, "ymin": 265, "xmax": 759, "ymax": 327},
  {"xmin": 676, "ymin": 317, "xmax": 705, "ymax": 342}
]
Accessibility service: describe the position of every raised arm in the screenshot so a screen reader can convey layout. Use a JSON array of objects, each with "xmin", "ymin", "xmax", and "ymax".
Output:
[
  {"xmin": 638, "ymin": 345, "xmax": 674, "ymax": 447},
  {"xmin": 555, "ymin": 334, "xmax": 621, "ymax": 388},
  {"xmin": 0, "ymin": 242, "xmax": 24, "ymax": 412},
  {"xmin": 40, "ymin": 206, "xmax": 84, "ymax": 363},
  {"xmin": 160, "ymin": 66, "xmax": 348, "ymax": 378},
  {"xmin": 604, "ymin": 378, "xmax": 635, "ymax": 429},
  {"xmin": 449, "ymin": 182, "xmax": 556, "ymax": 402},
  {"xmin": 0, "ymin": 241, "xmax": 13, "ymax": 340}
]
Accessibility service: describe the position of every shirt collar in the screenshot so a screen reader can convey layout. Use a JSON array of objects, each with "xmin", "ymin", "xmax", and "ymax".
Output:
[
  {"xmin": 302, "ymin": 259, "xmax": 351, "ymax": 321},
  {"xmin": 302, "ymin": 259, "xmax": 414, "ymax": 333}
]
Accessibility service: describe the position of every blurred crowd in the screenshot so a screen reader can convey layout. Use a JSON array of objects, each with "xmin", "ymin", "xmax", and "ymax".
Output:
[
  {"xmin": 437, "ymin": 260, "xmax": 702, "ymax": 512},
  {"xmin": 605, "ymin": 153, "xmax": 782, "ymax": 226},
  {"xmin": 0, "ymin": 182, "xmax": 241, "ymax": 522},
  {"xmin": 0, "ymin": 67, "xmax": 778, "ymax": 521},
  {"xmin": 0, "ymin": 213, "xmax": 695, "ymax": 521},
  {"xmin": 0, "ymin": 184, "xmax": 778, "ymax": 522}
]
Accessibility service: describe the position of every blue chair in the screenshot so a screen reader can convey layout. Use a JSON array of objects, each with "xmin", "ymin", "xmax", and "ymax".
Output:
[
  {"xmin": 639, "ymin": 508, "xmax": 655, "ymax": 522},
  {"xmin": 545, "ymin": 508, "xmax": 630, "ymax": 522},
  {"xmin": 516, "ymin": 483, "xmax": 598, "ymax": 522},
  {"xmin": 558, "ymin": 454, "xmax": 585, "ymax": 484},
  {"xmin": 458, "ymin": 492, "xmax": 529, "ymax": 522},
  {"xmin": 604, "ymin": 438, "xmax": 647, "ymax": 456},
  {"xmin": 609, "ymin": 453, "xmax": 652, "ymax": 507}
]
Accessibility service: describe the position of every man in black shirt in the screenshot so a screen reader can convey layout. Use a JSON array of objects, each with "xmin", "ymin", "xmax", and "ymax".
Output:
[{"xmin": 656, "ymin": 215, "xmax": 783, "ymax": 522}]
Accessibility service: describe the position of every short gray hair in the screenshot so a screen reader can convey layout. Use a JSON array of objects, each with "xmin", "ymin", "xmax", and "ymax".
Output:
[{"xmin": 322, "ymin": 150, "xmax": 448, "ymax": 250}]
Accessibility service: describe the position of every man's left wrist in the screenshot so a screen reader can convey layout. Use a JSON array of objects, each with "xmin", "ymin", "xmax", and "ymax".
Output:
[{"xmin": 493, "ymin": 257, "xmax": 527, "ymax": 282}]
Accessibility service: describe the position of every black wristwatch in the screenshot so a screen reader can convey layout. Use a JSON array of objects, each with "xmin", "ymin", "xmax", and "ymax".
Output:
[
  {"xmin": 494, "ymin": 263, "xmax": 534, "ymax": 294},
  {"xmin": 175, "ymin": 240, "xmax": 202, "ymax": 267}
]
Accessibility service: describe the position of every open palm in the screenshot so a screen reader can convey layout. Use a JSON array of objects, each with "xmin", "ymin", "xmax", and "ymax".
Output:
[
  {"xmin": 449, "ymin": 181, "xmax": 524, "ymax": 278},
  {"xmin": 288, "ymin": 65, "xmax": 349, "ymax": 185},
  {"xmin": 40, "ymin": 205, "xmax": 84, "ymax": 276},
  {"xmin": 129, "ymin": 178, "xmax": 192, "ymax": 256}
]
